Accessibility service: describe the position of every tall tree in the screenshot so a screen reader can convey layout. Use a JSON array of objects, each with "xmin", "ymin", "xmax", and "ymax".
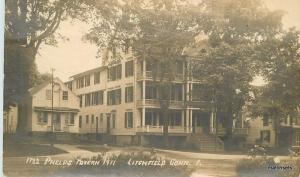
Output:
[
  {"xmin": 191, "ymin": 0, "xmax": 284, "ymax": 139},
  {"xmin": 4, "ymin": 0, "xmax": 116, "ymax": 131},
  {"xmin": 250, "ymin": 28, "xmax": 300, "ymax": 146}
]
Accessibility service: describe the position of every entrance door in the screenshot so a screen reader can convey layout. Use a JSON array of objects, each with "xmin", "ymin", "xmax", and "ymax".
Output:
[
  {"xmin": 53, "ymin": 113, "xmax": 61, "ymax": 131},
  {"xmin": 192, "ymin": 111, "xmax": 210, "ymax": 134}
]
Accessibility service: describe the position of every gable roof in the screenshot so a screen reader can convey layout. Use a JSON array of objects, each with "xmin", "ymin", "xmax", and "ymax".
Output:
[
  {"xmin": 70, "ymin": 66, "xmax": 106, "ymax": 79},
  {"xmin": 28, "ymin": 77, "xmax": 70, "ymax": 96}
]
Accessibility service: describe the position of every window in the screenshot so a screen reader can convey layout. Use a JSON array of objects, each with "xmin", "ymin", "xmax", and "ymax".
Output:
[
  {"xmin": 86, "ymin": 115, "xmax": 89, "ymax": 124},
  {"xmin": 145, "ymin": 85, "xmax": 157, "ymax": 99},
  {"xmin": 69, "ymin": 113, "xmax": 75, "ymax": 124},
  {"xmin": 91, "ymin": 91, "xmax": 104, "ymax": 105},
  {"xmin": 91, "ymin": 115, "xmax": 94, "ymax": 124},
  {"xmin": 79, "ymin": 95, "xmax": 83, "ymax": 107},
  {"xmin": 108, "ymin": 64, "xmax": 122, "ymax": 81},
  {"xmin": 94, "ymin": 72, "xmax": 100, "ymax": 84},
  {"xmin": 108, "ymin": 66, "xmax": 116, "ymax": 81},
  {"xmin": 125, "ymin": 112, "xmax": 133, "ymax": 128},
  {"xmin": 171, "ymin": 84, "xmax": 183, "ymax": 101},
  {"xmin": 112, "ymin": 113, "xmax": 116, "ymax": 128},
  {"xmin": 125, "ymin": 60, "xmax": 134, "ymax": 77},
  {"xmin": 37, "ymin": 112, "xmax": 48, "ymax": 124},
  {"xmin": 116, "ymin": 65, "xmax": 122, "ymax": 80},
  {"xmin": 125, "ymin": 86, "xmax": 133, "ymax": 103},
  {"xmin": 79, "ymin": 116, "xmax": 82, "ymax": 128},
  {"xmin": 85, "ymin": 75, "xmax": 90, "ymax": 86},
  {"xmin": 263, "ymin": 115, "xmax": 269, "ymax": 126},
  {"xmin": 62, "ymin": 91, "xmax": 68, "ymax": 100},
  {"xmin": 107, "ymin": 89, "xmax": 121, "ymax": 105},
  {"xmin": 260, "ymin": 130, "xmax": 271, "ymax": 143},
  {"xmin": 169, "ymin": 111, "xmax": 182, "ymax": 126},
  {"xmin": 65, "ymin": 113, "xmax": 69, "ymax": 124},
  {"xmin": 46, "ymin": 90, "xmax": 52, "ymax": 100},
  {"xmin": 85, "ymin": 93, "xmax": 91, "ymax": 107},
  {"xmin": 76, "ymin": 77, "xmax": 84, "ymax": 89},
  {"xmin": 145, "ymin": 111, "xmax": 158, "ymax": 126},
  {"xmin": 100, "ymin": 114, "xmax": 103, "ymax": 122}
]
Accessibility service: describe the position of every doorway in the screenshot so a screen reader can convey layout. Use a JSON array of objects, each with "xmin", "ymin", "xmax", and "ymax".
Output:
[{"xmin": 192, "ymin": 111, "xmax": 210, "ymax": 134}]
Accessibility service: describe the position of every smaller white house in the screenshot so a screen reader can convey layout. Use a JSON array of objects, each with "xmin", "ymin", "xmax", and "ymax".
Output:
[
  {"xmin": 26, "ymin": 78, "xmax": 80, "ymax": 134},
  {"xmin": 3, "ymin": 104, "xmax": 18, "ymax": 134}
]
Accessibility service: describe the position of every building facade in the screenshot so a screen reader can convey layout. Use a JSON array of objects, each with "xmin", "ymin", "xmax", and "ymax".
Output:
[
  {"xmin": 26, "ymin": 78, "xmax": 80, "ymax": 134},
  {"xmin": 65, "ymin": 48, "xmax": 249, "ymax": 148}
]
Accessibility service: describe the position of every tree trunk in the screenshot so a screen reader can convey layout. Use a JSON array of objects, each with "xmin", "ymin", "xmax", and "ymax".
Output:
[
  {"xmin": 225, "ymin": 105, "xmax": 233, "ymax": 137},
  {"xmin": 5, "ymin": 43, "xmax": 36, "ymax": 133},
  {"xmin": 160, "ymin": 100, "xmax": 170, "ymax": 148}
]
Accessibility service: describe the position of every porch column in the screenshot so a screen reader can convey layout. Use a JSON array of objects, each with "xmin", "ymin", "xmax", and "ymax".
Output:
[
  {"xmin": 241, "ymin": 113, "xmax": 244, "ymax": 128},
  {"xmin": 190, "ymin": 84, "xmax": 193, "ymax": 101},
  {"xmin": 142, "ymin": 59, "xmax": 146, "ymax": 106},
  {"xmin": 185, "ymin": 109, "xmax": 189, "ymax": 127},
  {"xmin": 190, "ymin": 110, "xmax": 193, "ymax": 128},
  {"xmin": 142, "ymin": 81, "xmax": 146, "ymax": 104},
  {"xmin": 156, "ymin": 112, "xmax": 159, "ymax": 126},
  {"xmin": 143, "ymin": 59, "xmax": 146, "ymax": 77},
  {"xmin": 186, "ymin": 83, "xmax": 190, "ymax": 101},
  {"xmin": 182, "ymin": 84, "xmax": 185, "ymax": 101},
  {"xmin": 181, "ymin": 110, "xmax": 184, "ymax": 127},
  {"xmin": 210, "ymin": 111, "xmax": 214, "ymax": 133}
]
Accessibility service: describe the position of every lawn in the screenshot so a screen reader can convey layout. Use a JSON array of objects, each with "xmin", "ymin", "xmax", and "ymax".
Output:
[
  {"xmin": 3, "ymin": 143, "xmax": 68, "ymax": 157},
  {"xmin": 77, "ymin": 145, "xmax": 110, "ymax": 152}
]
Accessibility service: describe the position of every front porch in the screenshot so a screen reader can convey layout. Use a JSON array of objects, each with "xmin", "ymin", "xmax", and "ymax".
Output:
[
  {"xmin": 33, "ymin": 106, "xmax": 79, "ymax": 133},
  {"xmin": 136, "ymin": 108, "xmax": 248, "ymax": 137}
]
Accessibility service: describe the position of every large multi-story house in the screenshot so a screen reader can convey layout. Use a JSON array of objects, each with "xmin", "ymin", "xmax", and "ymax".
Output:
[{"xmin": 64, "ymin": 47, "xmax": 249, "ymax": 150}]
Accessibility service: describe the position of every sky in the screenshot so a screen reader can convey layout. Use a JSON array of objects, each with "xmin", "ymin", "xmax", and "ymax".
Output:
[{"xmin": 36, "ymin": 0, "xmax": 300, "ymax": 82}]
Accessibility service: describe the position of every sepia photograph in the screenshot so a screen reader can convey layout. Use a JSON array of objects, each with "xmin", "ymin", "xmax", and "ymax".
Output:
[{"xmin": 3, "ymin": 0, "xmax": 300, "ymax": 176}]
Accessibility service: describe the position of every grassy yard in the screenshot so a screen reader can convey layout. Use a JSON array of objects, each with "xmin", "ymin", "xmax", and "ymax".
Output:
[
  {"xmin": 3, "ymin": 143, "xmax": 68, "ymax": 157},
  {"xmin": 77, "ymin": 145, "xmax": 110, "ymax": 152}
]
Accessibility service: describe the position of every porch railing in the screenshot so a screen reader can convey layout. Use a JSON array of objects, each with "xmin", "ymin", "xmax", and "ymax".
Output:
[
  {"xmin": 136, "ymin": 125, "xmax": 192, "ymax": 134},
  {"xmin": 136, "ymin": 99, "xmax": 184, "ymax": 108},
  {"xmin": 137, "ymin": 71, "xmax": 184, "ymax": 81},
  {"xmin": 136, "ymin": 125, "xmax": 163, "ymax": 133}
]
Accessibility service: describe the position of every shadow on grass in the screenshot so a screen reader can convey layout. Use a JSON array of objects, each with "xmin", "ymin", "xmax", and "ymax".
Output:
[
  {"xmin": 77, "ymin": 145, "xmax": 109, "ymax": 152},
  {"xmin": 4, "ymin": 143, "xmax": 68, "ymax": 157}
]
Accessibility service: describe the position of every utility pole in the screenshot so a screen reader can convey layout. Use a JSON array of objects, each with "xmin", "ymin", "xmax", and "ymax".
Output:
[{"xmin": 51, "ymin": 68, "xmax": 55, "ymax": 146}]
